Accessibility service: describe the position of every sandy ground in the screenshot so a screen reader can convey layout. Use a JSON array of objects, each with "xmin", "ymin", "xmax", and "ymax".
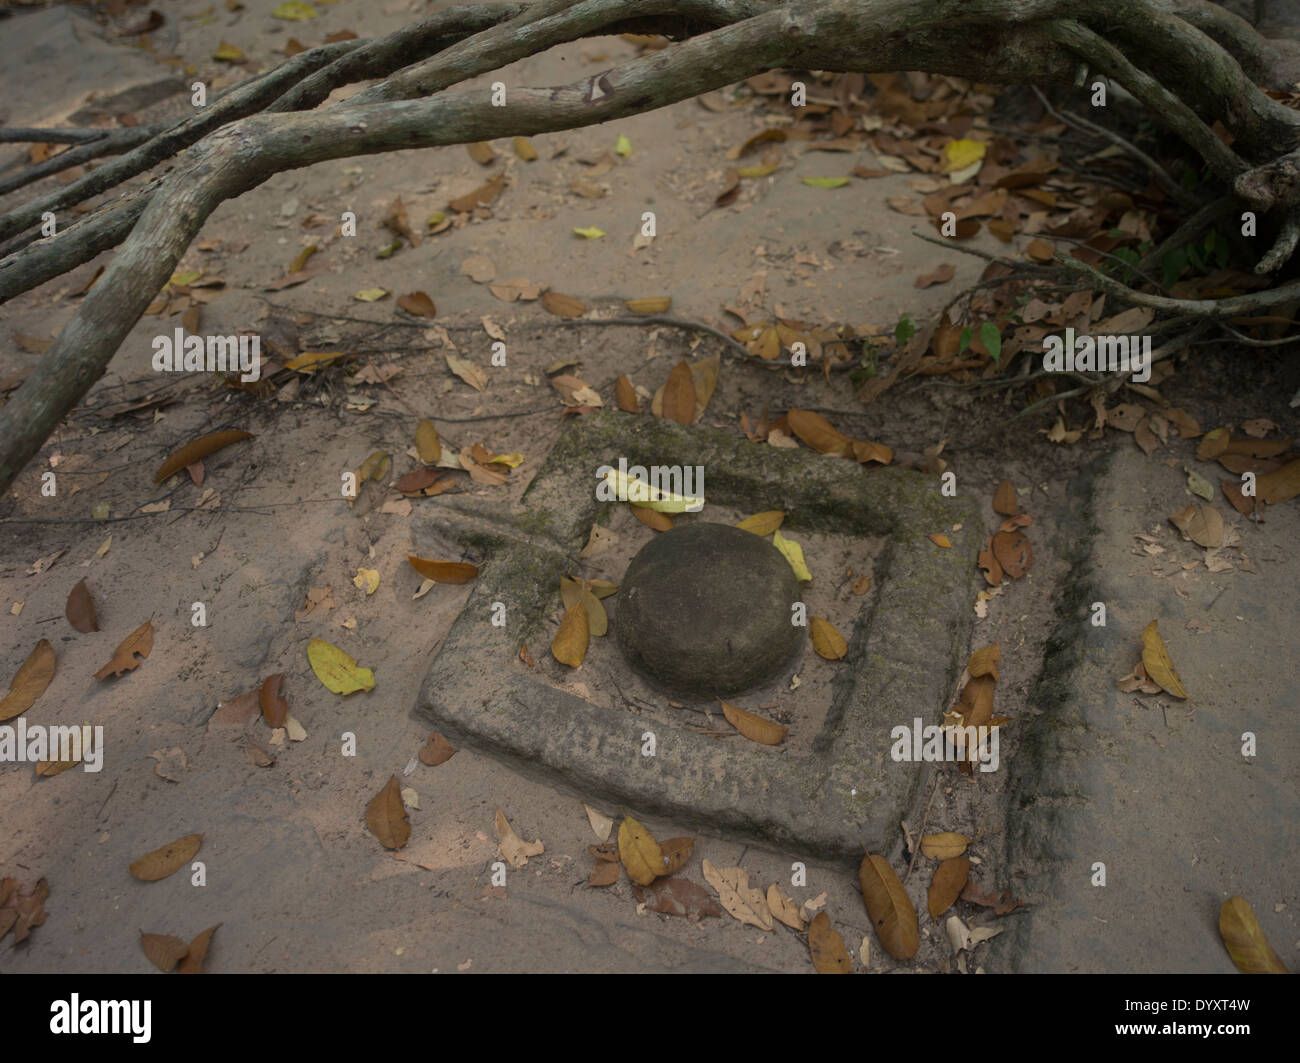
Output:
[{"xmin": 1, "ymin": 1, "xmax": 1296, "ymax": 974}]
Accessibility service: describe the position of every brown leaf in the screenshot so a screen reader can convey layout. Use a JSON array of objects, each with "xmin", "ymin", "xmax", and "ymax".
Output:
[
  {"xmin": 141, "ymin": 932, "xmax": 191, "ymax": 972},
  {"xmin": 914, "ymin": 263, "xmax": 955, "ymax": 289},
  {"xmin": 928, "ymin": 856, "xmax": 971, "ymax": 918},
  {"xmin": 634, "ymin": 877, "xmax": 723, "ymax": 920},
  {"xmin": 589, "ymin": 860, "xmax": 621, "ymax": 887},
  {"xmin": 701, "ymin": 860, "xmax": 773, "ymax": 930},
  {"xmin": 395, "ymin": 468, "xmax": 442, "ymax": 494},
  {"xmin": 928, "ymin": 532, "xmax": 952, "ymax": 548},
  {"xmin": 658, "ymin": 837, "xmax": 695, "ymax": 876},
  {"xmin": 551, "ymin": 600, "xmax": 589, "ymax": 667},
  {"xmin": 416, "ymin": 731, "xmax": 457, "ymax": 767},
  {"xmin": 541, "ymin": 290, "xmax": 586, "ymax": 318},
  {"xmin": 0, "ymin": 639, "xmax": 56, "ymax": 722},
  {"xmin": 406, "ymin": 556, "xmax": 478, "ymax": 583},
  {"xmin": 259, "ymin": 673, "xmax": 288, "ymax": 728},
  {"xmin": 93, "ymin": 621, "xmax": 153, "ymax": 680},
  {"xmin": 448, "ymin": 174, "xmax": 504, "ymax": 213},
  {"xmin": 155, "ymin": 430, "xmax": 253, "ymax": 484},
  {"xmin": 397, "ymin": 291, "xmax": 436, "ymax": 317},
  {"xmin": 1196, "ymin": 427, "xmax": 1230, "ymax": 461},
  {"xmin": 719, "ymin": 699, "xmax": 787, "ymax": 745},
  {"xmin": 1221, "ymin": 478, "xmax": 1255, "ymax": 516},
  {"xmin": 807, "ymin": 911, "xmax": 852, "ymax": 973},
  {"xmin": 967, "ymin": 643, "xmax": 1000, "ymax": 681},
  {"xmin": 177, "ymin": 924, "xmax": 220, "ymax": 974},
  {"xmin": 366, "ymin": 775, "xmax": 410, "ymax": 850},
  {"xmin": 1258, "ymin": 459, "xmax": 1300, "ymax": 504},
  {"xmin": 993, "ymin": 480, "xmax": 1017, "ymax": 517},
  {"xmin": 1168, "ymin": 503, "xmax": 1224, "ymax": 548},
  {"xmin": 615, "ymin": 375, "xmax": 639, "ymax": 413},
  {"xmin": 130, "ymin": 833, "xmax": 202, "ymax": 882},
  {"xmin": 1219, "ymin": 896, "xmax": 1287, "ymax": 974},
  {"xmin": 978, "ymin": 535, "xmax": 1003, "ymax": 587},
  {"xmin": 859, "ymin": 853, "xmax": 919, "ymax": 959},
  {"xmin": 991, "ymin": 529, "xmax": 1031, "ymax": 578},
  {"xmin": 787, "ymin": 408, "xmax": 853, "ymax": 457},
  {"xmin": 661, "ymin": 361, "xmax": 696, "ymax": 425},
  {"xmin": 960, "ymin": 880, "xmax": 1025, "ymax": 915}
]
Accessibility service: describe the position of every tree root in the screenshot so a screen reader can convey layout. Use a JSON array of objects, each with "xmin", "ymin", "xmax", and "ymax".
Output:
[{"xmin": 2, "ymin": 0, "xmax": 1300, "ymax": 494}]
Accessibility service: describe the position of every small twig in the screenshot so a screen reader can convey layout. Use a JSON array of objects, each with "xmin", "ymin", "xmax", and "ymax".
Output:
[
  {"xmin": 1029, "ymin": 85, "xmax": 1182, "ymax": 200},
  {"xmin": 903, "ymin": 773, "xmax": 941, "ymax": 884}
]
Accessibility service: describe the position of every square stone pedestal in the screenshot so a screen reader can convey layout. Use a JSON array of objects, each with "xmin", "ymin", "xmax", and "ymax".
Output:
[{"xmin": 414, "ymin": 411, "xmax": 981, "ymax": 858}]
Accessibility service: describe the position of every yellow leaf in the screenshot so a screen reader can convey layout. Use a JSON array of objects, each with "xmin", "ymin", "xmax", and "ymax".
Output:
[
  {"xmin": 600, "ymin": 467, "xmax": 702, "ymax": 513},
  {"xmin": 802, "ymin": 177, "xmax": 850, "ymax": 189},
  {"xmin": 573, "ymin": 226, "xmax": 606, "ymax": 239},
  {"xmin": 618, "ymin": 815, "xmax": 665, "ymax": 885},
  {"xmin": 306, "ymin": 638, "xmax": 375, "ymax": 695},
  {"xmin": 943, "ymin": 138, "xmax": 987, "ymax": 173},
  {"xmin": 283, "ymin": 350, "xmax": 346, "ymax": 373},
  {"xmin": 625, "ymin": 296, "xmax": 670, "ymax": 315},
  {"xmin": 357, "ymin": 450, "xmax": 389, "ymax": 483},
  {"xmin": 702, "ymin": 859, "xmax": 773, "ymax": 930},
  {"xmin": 551, "ymin": 601, "xmax": 589, "ymax": 667},
  {"xmin": 1140, "ymin": 620, "xmax": 1188, "ymax": 699},
  {"xmin": 353, "ymin": 288, "xmax": 388, "ymax": 302},
  {"xmin": 415, "ymin": 419, "xmax": 441, "ymax": 463},
  {"xmin": 614, "ymin": 134, "xmax": 632, "ymax": 157},
  {"xmin": 1219, "ymin": 896, "xmax": 1287, "ymax": 973},
  {"xmin": 920, "ymin": 832, "xmax": 970, "ymax": 860},
  {"xmin": 810, "ymin": 615, "xmax": 847, "ymax": 660},
  {"xmin": 212, "ymin": 42, "xmax": 244, "ymax": 61},
  {"xmin": 772, "ymin": 528, "xmax": 811, "ymax": 581},
  {"xmin": 719, "ymin": 699, "xmax": 787, "ymax": 745},
  {"xmin": 735, "ymin": 510, "xmax": 785, "ymax": 536},
  {"xmin": 271, "ymin": 1, "xmax": 316, "ymax": 19},
  {"xmin": 513, "ymin": 137, "xmax": 538, "ymax": 161},
  {"xmin": 352, "ymin": 568, "xmax": 379, "ymax": 595},
  {"xmin": 929, "ymin": 532, "xmax": 952, "ymax": 548}
]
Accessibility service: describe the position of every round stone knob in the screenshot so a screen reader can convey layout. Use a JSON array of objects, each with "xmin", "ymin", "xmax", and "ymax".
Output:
[{"xmin": 614, "ymin": 522, "xmax": 803, "ymax": 697}]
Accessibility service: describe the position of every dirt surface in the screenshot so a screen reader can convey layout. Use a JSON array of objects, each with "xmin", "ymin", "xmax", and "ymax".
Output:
[{"xmin": 1, "ymin": 2, "xmax": 1296, "ymax": 975}]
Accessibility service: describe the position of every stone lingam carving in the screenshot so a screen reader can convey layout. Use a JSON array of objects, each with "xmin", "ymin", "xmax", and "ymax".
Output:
[{"xmin": 614, "ymin": 522, "xmax": 803, "ymax": 697}]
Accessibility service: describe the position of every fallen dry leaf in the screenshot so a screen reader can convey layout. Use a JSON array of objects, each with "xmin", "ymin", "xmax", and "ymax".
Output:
[
  {"xmin": 859, "ymin": 853, "xmax": 919, "ymax": 959},
  {"xmin": 1140, "ymin": 620, "xmax": 1188, "ymax": 699},
  {"xmin": 701, "ymin": 859, "xmax": 773, "ymax": 930},
  {"xmin": 1219, "ymin": 896, "xmax": 1287, "ymax": 974},
  {"xmin": 618, "ymin": 815, "xmax": 665, "ymax": 885},
  {"xmin": 0, "ymin": 639, "xmax": 56, "ymax": 722},
  {"xmin": 496, "ymin": 808, "xmax": 544, "ymax": 867},
  {"xmin": 808, "ymin": 911, "xmax": 852, "ymax": 973},
  {"xmin": 366, "ymin": 776, "xmax": 410, "ymax": 850},
  {"xmin": 93, "ymin": 621, "xmax": 153, "ymax": 680},
  {"xmin": 719, "ymin": 699, "xmax": 787, "ymax": 745},
  {"xmin": 418, "ymin": 732, "xmax": 457, "ymax": 766},
  {"xmin": 130, "ymin": 833, "xmax": 202, "ymax": 882}
]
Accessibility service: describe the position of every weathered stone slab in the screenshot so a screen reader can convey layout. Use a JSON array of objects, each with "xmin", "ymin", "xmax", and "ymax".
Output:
[{"xmin": 414, "ymin": 411, "xmax": 981, "ymax": 858}]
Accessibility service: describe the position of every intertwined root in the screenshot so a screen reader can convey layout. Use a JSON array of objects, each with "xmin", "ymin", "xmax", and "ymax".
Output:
[{"xmin": 1, "ymin": 0, "xmax": 1298, "ymax": 493}]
